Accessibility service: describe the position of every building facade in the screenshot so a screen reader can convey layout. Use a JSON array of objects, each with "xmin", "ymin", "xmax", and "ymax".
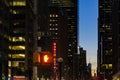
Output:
[
  {"xmin": 49, "ymin": 0, "xmax": 78, "ymax": 79},
  {"xmin": 79, "ymin": 47, "xmax": 87, "ymax": 80},
  {"xmin": 5, "ymin": 0, "xmax": 34, "ymax": 80},
  {"xmin": 36, "ymin": 0, "xmax": 78, "ymax": 79},
  {"xmin": 98, "ymin": 0, "xmax": 120, "ymax": 79},
  {"xmin": 0, "ymin": 0, "xmax": 78, "ymax": 79}
]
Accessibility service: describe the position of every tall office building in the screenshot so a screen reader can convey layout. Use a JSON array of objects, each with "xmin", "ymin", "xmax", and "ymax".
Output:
[
  {"xmin": 49, "ymin": 0, "xmax": 78, "ymax": 79},
  {"xmin": 79, "ymin": 47, "xmax": 87, "ymax": 80},
  {"xmin": 98, "ymin": 0, "xmax": 120, "ymax": 79},
  {"xmin": 36, "ymin": 0, "xmax": 78, "ymax": 79},
  {"xmin": 6, "ymin": 0, "xmax": 34, "ymax": 79}
]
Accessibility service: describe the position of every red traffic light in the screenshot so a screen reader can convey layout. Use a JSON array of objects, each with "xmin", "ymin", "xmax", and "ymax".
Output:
[
  {"xmin": 43, "ymin": 54, "xmax": 49, "ymax": 63},
  {"xmin": 41, "ymin": 52, "xmax": 53, "ymax": 65}
]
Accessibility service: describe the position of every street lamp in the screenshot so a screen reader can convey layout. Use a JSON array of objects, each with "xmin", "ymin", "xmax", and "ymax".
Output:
[{"xmin": 58, "ymin": 57, "xmax": 63, "ymax": 80}]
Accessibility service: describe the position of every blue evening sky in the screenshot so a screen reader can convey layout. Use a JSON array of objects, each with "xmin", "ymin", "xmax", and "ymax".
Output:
[{"xmin": 78, "ymin": 0, "xmax": 98, "ymax": 69}]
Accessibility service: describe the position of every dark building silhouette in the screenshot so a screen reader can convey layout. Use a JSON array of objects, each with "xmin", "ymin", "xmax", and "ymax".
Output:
[
  {"xmin": 0, "ymin": 0, "xmax": 9, "ymax": 79},
  {"xmin": 98, "ymin": 0, "xmax": 120, "ymax": 79},
  {"xmin": 87, "ymin": 63, "xmax": 92, "ymax": 79},
  {"xmin": 79, "ymin": 47, "xmax": 88, "ymax": 80}
]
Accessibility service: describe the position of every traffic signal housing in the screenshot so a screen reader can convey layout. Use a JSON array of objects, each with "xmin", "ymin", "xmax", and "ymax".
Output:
[{"xmin": 33, "ymin": 51, "xmax": 41, "ymax": 64}]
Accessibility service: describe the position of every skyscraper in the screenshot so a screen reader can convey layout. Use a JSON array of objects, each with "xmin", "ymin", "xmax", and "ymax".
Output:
[
  {"xmin": 98, "ymin": 0, "xmax": 120, "ymax": 79},
  {"xmin": 7, "ymin": 0, "xmax": 34, "ymax": 79},
  {"xmin": 36, "ymin": 0, "xmax": 78, "ymax": 79},
  {"xmin": 48, "ymin": 0, "xmax": 78, "ymax": 79}
]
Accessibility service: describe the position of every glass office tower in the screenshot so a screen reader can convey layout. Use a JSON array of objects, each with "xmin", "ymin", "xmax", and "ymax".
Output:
[{"xmin": 98, "ymin": 0, "xmax": 120, "ymax": 79}]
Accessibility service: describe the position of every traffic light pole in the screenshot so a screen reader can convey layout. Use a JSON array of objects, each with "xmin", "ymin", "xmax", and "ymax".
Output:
[
  {"xmin": 59, "ymin": 62, "xmax": 62, "ymax": 80},
  {"xmin": 58, "ymin": 57, "xmax": 63, "ymax": 80}
]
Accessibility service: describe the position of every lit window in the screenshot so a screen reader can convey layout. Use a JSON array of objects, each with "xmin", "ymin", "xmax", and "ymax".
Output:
[
  {"xmin": 50, "ymin": 14, "xmax": 52, "ymax": 17},
  {"xmin": 9, "ymin": 46, "xmax": 25, "ymax": 50},
  {"xmin": 99, "ymin": 6, "xmax": 103, "ymax": 8},
  {"xmin": 10, "ymin": 61, "xmax": 24, "ymax": 67},
  {"xmin": 109, "ymin": 64, "xmax": 112, "ymax": 68},
  {"xmin": 49, "ymin": 28, "xmax": 52, "ymax": 30},
  {"xmin": 11, "ymin": 61, "xmax": 19, "ymax": 67},
  {"xmin": 108, "ymin": 37, "xmax": 112, "ymax": 40},
  {"xmin": 8, "ymin": 61, "xmax": 11, "ymax": 67},
  {"xmin": 56, "ymin": 15, "xmax": 58, "ymax": 17},
  {"xmin": 53, "ymin": 15, "xmax": 55, "ymax": 17},
  {"xmin": 55, "ymin": 28, "xmax": 58, "ymax": 30},
  {"xmin": 38, "ymin": 36, "xmax": 41, "ymax": 40},
  {"xmin": 10, "ymin": 0, "xmax": 26, "ymax": 6},
  {"xmin": 55, "ymin": 24, "xmax": 58, "ymax": 26},
  {"xmin": 49, "ymin": 24, "xmax": 52, "ymax": 26},
  {"xmin": 12, "ymin": 54, "xmax": 25, "ymax": 58},
  {"xmin": 10, "ymin": 37, "xmax": 25, "ymax": 42}
]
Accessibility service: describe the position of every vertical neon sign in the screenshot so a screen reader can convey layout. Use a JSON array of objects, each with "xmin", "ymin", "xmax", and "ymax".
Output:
[{"xmin": 53, "ymin": 42, "xmax": 57, "ymax": 70}]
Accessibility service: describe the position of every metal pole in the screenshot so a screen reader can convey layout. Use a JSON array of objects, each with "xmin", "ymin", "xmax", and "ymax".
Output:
[
  {"xmin": 59, "ymin": 62, "xmax": 62, "ymax": 80},
  {"xmin": 58, "ymin": 57, "xmax": 63, "ymax": 80}
]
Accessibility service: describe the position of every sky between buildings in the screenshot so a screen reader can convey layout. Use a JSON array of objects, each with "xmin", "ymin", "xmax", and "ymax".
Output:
[{"xmin": 79, "ymin": 0, "xmax": 98, "ymax": 72}]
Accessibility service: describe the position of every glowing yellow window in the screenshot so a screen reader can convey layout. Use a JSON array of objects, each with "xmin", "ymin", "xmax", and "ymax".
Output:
[
  {"xmin": 9, "ymin": 46, "xmax": 25, "ymax": 50},
  {"xmin": 56, "ymin": 15, "xmax": 58, "ymax": 17},
  {"xmin": 12, "ymin": 1, "xmax": 26, "ymax": 6},
  {"xmin": 50, "ymin": 14, "xmax": 52, "ymax": 17},
  {"xmin": 109, "ymin": 64, "xmax": 112, "ymax": 68}
]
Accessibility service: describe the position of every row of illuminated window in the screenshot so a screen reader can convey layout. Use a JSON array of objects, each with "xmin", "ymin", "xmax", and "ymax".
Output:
[
  {"xmin": 8, "ymin": 61, "xmax": 25, "ymax": 67},
  {"xmin": 49, "ymin": 28, "xmax": 58, "ymax": 31},
  {"xmin": 9, "ymin": 46, "xmax": 25, "ymax": 50},
  {"xmin": 9, "ymin": 37, "xmax": 25, "ymax": 42},
  {"xmin": 107, "ymin": 37, "xmax": 112, "ymax": 40},
  {"xmin": 37, "ymin": 32, "xmax": 52, "ymax": 37},
  {"xmin": 105, "ymin": 49, "xmax": 112, "ymax": 54},
  {"xmin": 50, "ymin": 14, "xmax": 58, "ymax": 17},
  {"xmin": 10, "ymin": 1, "xmax": 26, "ymax": 6},
  {"xmin": 49, "ymin": 19, "xmax": 58, "ymax": 22},
  {"xmin": 102, "ymin": 24, "xmax": 111, "ymax": 28},
  {"xmin": 8, "ymin": 54, "xmax": 25, "ymax": 58},
  {"xmin": 49, "ymin": 24, "xmax": 58, "ymax": 26},
  {"xmin": 102, "ymin": 64, "xmax": 112, "ymax": 69}
]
